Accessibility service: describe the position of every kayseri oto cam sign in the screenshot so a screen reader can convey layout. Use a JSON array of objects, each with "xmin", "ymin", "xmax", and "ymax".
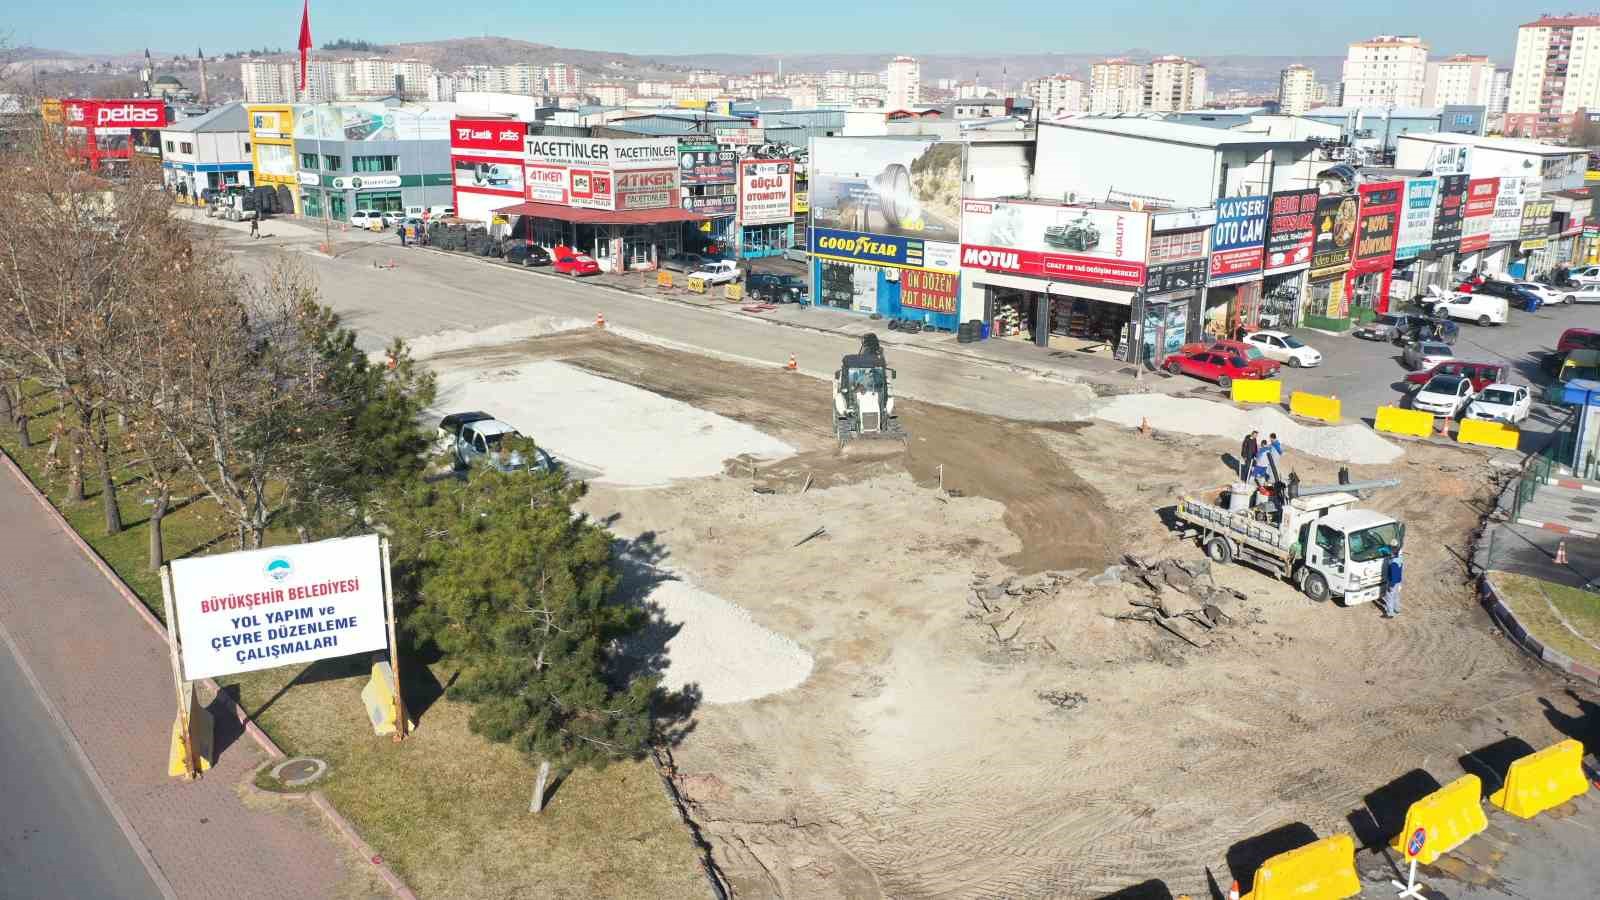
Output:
[
  {"xmin": 1208, "ymin": 194, "xmax": 1269, "ymax": 283},
  {"xmin": 170, "ymin": 534, "xmax": 389, "ymax": 680}
]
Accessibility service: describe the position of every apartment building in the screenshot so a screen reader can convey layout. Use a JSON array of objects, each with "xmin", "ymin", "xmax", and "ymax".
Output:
[
  {"xmin": 1507, "ymin": 14, "xmax": 1600, "ymax": 139},
  {"xmin": 1146, "ymin": 56, "xmax": 1207, "ymax": 112},
  {"xmin": 240, "ymin": 60, "xmax": 293, "ymax": 103},
  {"xmin": 885, "ymin": 56, "xmax": 921, "ymax": 109},
  {"xmin": 1425, "ymin": 54, "xmax": 1496, "ymax": 106},
  {"xmin": 1025, "ymin": 74, "xmax": 1085, "ymax": 118},
  {"xmin": 1089, "ymin": 58, "xmax": 1146, "ymax": 114},
  {"xmin": 1341, "ymin": 35, "xmax": 1429, "ymax": 107},
  {"xmin": 1488, "ymin": 68, "xmax": 1511, "ymax": 115},
  {"xmin": 1277, "ymin": 65, "xmax": 1317, "ymax": 115}
]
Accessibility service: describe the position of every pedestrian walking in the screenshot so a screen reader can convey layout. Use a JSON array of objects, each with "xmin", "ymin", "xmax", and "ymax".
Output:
[
  {"xmin": 1240, "ymin": 431, "xmax": 1258, "ymax": 480},
  {"xmin": 398, "ymin": 222, "xmax": 408, "ymax": 248},
  {"xmin": 1381, "ymin": 547, "xmax": 1403, "ymax": 618},
  {"xmin": 249, "ymin": 216, "xmax": 259, "ymax": 239}
]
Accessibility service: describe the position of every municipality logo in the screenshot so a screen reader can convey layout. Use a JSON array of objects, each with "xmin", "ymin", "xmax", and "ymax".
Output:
[{"xmin": 265, "ymin": 557, "xmax": 293, "ymax": 582}]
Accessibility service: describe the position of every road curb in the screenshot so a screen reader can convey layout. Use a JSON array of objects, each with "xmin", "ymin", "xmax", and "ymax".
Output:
[
  {"xmin": 1479, "ymin": 572, "xmax": 1600, "ymax": 687},
  {"xmin": 1513, "ymin": 516, "xmax": 1600, "ymax": 539},
  {"xmin": 0, "ymin": 451, "xmax": 418, "ymax": 900}
]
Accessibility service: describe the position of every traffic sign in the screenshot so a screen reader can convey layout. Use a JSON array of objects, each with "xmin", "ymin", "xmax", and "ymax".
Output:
[{"xmin": 1406, "ymin": 827, "xmax": 1426, "ymax": 858}]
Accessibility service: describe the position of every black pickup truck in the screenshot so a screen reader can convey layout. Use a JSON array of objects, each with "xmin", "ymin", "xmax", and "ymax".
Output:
[{"xmin": 747, "ymin": 273, "xmax": 808, "ymax": 303}]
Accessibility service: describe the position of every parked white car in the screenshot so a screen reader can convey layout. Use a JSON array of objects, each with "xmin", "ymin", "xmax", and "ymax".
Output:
[
  {"xmin": 1566, "ymin": 283, "xmax": 1600, "ymax": 304},
  {"xmin": 1430, "ymin": 292, "xmax": 1508, "ymax": 326},
  {"xmin": 1464, "ymin": 383, "xmax": 1532, "ymax": 425},
  {"xmin": 1412, "ymin": 374, "xmax": 1477, "ymax": 417},
  {"xmin": 349, "ymin": 209, "xmax": 392, "ymax": 229},
  {"xmin": 1513, "ymin": 281, "xmax": 1569, "ymax": 306},
  {"xmin": 1244, "ymin": 330, "xmax": 1322, "ymax": 367},
  {"xmin": 690, "ymin": 260, "xmax": 743, "ymax": 285},
  {"xmin": 1568, "ymin": 264, "xmax": 1600, "ymax": 286}
]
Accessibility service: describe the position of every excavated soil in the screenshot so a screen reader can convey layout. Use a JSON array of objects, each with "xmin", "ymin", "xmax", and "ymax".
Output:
[{"xmin": 424, "ymin": 330, "xmax": 1581, "ymax": 899}]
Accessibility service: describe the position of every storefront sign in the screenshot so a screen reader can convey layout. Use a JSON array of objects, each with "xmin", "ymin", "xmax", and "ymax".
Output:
[
  {"xmin": 1520, "ymin": 199, "xmax": 1554, "ymax": 241},
  {"xmin": 1146, "ymin": 259, "xmax": 1206, "ymax": 294},
  {"xmin": 682, "ymin": 184, "xmax": 737, "ymax": 216},
  {"xmin": 1394, "ymin": 178, "xmax": 1438, "ymax": 262},
  {"xmin": 1431, "ymin": 175, "xmax": 1468, "ymax": 253},
  {"xmin": 1521, "ymin": 237, "xmax": 1550, "ymax": 251},
  {"xmin": 678, "ymin": 143, "xmax": 737, "ymax": 186},
  {"xmin": 716, "ymin": 127, "xmax": 765, "ymax": 147},
  {"xmin": 297, "ymin": 171, "xmax": 320, "ymax": 186},
  {"xmin": 615, "ymin": 169, "xmax": 676, "ymax": 211},
  {"xmin": 1490, "ymin": 176, "xmax": 1526, "ymax": 244},
  {"xmin": 63, "ymin": 98, "xmax": 167, "ymax": 130},
  {"xmin": 131, "ymin": 128, "xmax": 162, "ymax": 157},
  {"xmin": 1264, "ymin": 189, "xmax": 1319, "ymax": 272},
  {"xmin": 899, "ymin": 268, "xmax": 958, "ymax": 313},
  {"xmin": 923, "ymin": 240, "xmax": 960, "ymax": 272},
  {"xmin": 1353, "ymin": 182, "xmax": 1401, "ymax": 272},
  {"xmin": 250, "ymin": 109, "xmax": 287, "ymax": 138},
  {"xmin": 521, "ymin": 137, "xmax": 680, "ymax": 210},
  {"xmin": 1459, "ymin": 178, "xmax": 1498, "ymax": 254},
  {"xmin": 1309, "ymin": 193, "xmax": 1357, "ymax": 278},
  {"xmin": 812, "ymin": 227, "xmax": 924, "ymax": 268},
  {"xmin": 169, "ymin": 534, "xmax": 389, "ymax": 680},
  {"xmin": 960, "ymin": 199, "xmax": 1149, "ymax": 287},
  {"xmin": 739, "ymin": 159, "xmax": 795, "ymax": 225},
  {"xmin": 810, "ymin": 137, "xmax": 964, "ymax": 242},
  {"xmin": 569, "ymin": 169, "xmax": 614, "ymax": 209},
  {"xmin": 453, "ymin": 159, "xmax": 524, "ymax": 194},
  {"xmin": 1208, "ymin": 194, "xmax": 1269, "ymax": 282},
  {"xmin": 524, "ymin": 137, "xmax": 678, "ymax": 169},
  {"xmin": 1148, "ymin": 229, "xmax": 1207, "ymax": 266},
  {"xmin": 450, "ymin": 119, "xmax": 527, "ymax": 155},
  {"xmin": 526, "ymin": 164, "xmax": 569, "ymax": 204},
  {"xmin": 1432, "ymin": 144, "xmax": 1472, "ymax": 177},
  {"xmin": 331, "ymin": 174, "xmax": 402, "ymax": 190},
  {"xmin": 793, "ymin": 191, "xmax": 810, "ymax": 215}
]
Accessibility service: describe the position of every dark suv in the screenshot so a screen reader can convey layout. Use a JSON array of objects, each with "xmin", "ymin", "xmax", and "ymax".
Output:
[
  {"xmin": 747, "ymin": 273, "xmax": 808, "ymax": 303},
  {"xmin": 1472, "ymin": 279, "xmax": 1542, "ymax": 311}
]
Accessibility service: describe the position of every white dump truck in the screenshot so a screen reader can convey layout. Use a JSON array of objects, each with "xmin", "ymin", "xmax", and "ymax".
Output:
[{"xmin": 1174, "ymin": 472, "xmax": 1404, "ymax": 605}]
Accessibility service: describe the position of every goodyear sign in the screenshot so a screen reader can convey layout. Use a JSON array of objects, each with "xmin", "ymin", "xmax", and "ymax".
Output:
[{"xmin": 812, "ymin": 227, "xmax": 924, "ymax": 269}]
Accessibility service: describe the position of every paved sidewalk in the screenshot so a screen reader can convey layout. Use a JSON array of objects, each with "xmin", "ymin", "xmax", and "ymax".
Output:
[
  {"xmin": 1514, "ymin": 482, "xmax": 1600, "ymax": 539},
  {"xmin": 0, "ymin": 460, "xmax": 363, "ymax": 899}
]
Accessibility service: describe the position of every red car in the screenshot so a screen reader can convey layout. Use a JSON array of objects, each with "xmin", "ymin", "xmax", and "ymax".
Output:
[
  {"xmin": 552, "ymin": 246, "xmax": 601, "ymax": 277},
  {"xmin": 1163, "ymin": 348, "xmax": 1273, "ymax": 388},
  {"xmin": 1404, "ymin": 360, "xmax": 1507, "ymax": 391},
  {"xmin": 1177, "ymin": 339, "xmax": 1283, "ymax": 378}
]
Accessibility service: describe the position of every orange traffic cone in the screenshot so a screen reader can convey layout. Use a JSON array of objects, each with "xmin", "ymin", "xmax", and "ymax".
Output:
[
  {"xmin": 1557, "ymin": 541, "xmax": 1568, "ymax": 565},
  {"xmin": 595, "ymin": 312, "xmax": 606, "ymax": 329},
  {"xmin": 786, "ymin": 353, "xmax": 798, "ymax": 371},
  {"xmin": 1228, "ymin": 881, "xmax": 1241, "ymax": 900}
]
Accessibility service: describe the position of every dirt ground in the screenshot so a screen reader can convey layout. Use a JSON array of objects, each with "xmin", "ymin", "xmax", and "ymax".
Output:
[{"xmin": 425, "ymin": 330, "xmax": 1581, "ymax": 898}]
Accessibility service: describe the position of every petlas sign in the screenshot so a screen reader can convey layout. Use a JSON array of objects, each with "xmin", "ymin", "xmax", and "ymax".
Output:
[
  {"xmin": 1208, "ymin": 194, "xmax": 1269, "ymax": 282},
  {"xmin": 450, "ymin": 119, "xmax": 526, "ymax": 155},
  {"xmin": 170, "ymin": 534, "xmax": 389, "ymax": 680},
  {"xmin": 63, "ymin": 98, "xmax": 167, "ymax": 130}
]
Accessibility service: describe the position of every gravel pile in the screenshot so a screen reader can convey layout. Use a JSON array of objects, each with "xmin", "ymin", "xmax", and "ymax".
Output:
[
  {"xmin": 404, "ymin": 315, "xmax": 590, "ymax": 360},
  {"xmin": 626, "ymin": 574, "xmax": 814, "ymax": 704},
  {"xmin": 1093, "ymin": 394, "xmax": 1403, "ymax": 465}
]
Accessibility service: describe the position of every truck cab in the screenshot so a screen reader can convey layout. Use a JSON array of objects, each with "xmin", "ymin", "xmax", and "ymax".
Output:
[{"xmin": 1298, "ymin": 506, "xmax": 1403, "ymax": 604}]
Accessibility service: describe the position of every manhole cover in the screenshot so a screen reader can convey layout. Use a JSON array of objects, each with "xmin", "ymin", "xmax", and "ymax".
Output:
[
  {"xmin": 271, "ymin": 756, "xmax": 328, "ymax": 787},
  {"xmin": 1568, "ymin": 514, "xmax": 1594, "ymax": 523},
  {"xmin": 1573, "ymin": 500, "xmax": 1600, "ymax": 509}
]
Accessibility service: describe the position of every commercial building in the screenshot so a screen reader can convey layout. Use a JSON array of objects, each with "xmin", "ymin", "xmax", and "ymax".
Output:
[
  {"xmin": 448, "ymin": 116, "xmax": 529, "ymax": 224},
  {"xmin": 1340, "ymin": 35, "xmax": 1429, "ymax": 108},
  {"xmin": 158, "ymin": 102, "xmax": 252, "ymax": 202},
  {"xmin": 1089, "ymin": 59, "xmax": 1146, "ymax": 114},
  {"xmin": 245, "ymin": 104, "xmax": 300, "ymax": 215},
  {"xmin": 1146, "ymin": 56, "xmax": 1207, "ymax": 113},
  {"xmin": 1025, "ymin": 75, "xmax": 1085, "ymax": 119},
  {"xmin": 1507, "ymin": 15, "xmax": 1600, "ymax": 139},
  {"xmin": 292, "ymin": 102, "xmax": 455, "ymax": 221},
  {"xmin": 1425, "ymin": 54, "xmax": 1498, "ymax": 106},
  {"xmin": 1278, "ymin": 65, "xmax": 1318, "ymax": 116},
  {"xmin": 885, "ymin": 57, "xmax": 921, "ymax": 110},
  {"xmin": 736, "ymin": 157, "xmax": 797, "ymax": 257},
  {"xmin": 52, "ymin": 97, "xmax": 170, "ymax": 174}
]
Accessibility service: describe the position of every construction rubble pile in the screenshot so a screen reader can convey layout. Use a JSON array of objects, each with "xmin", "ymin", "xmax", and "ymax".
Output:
[{"xmin": 1107, "ymin": 554, "xmax": 1249, "ymax": 649}]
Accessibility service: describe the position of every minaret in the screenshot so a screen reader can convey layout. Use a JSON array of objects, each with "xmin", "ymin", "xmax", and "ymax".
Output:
[
  {"xmin": 197, "ymin": 48, "xmax": 208, "ymax": 104},
  {"xmin": 141, "ymin": 48, "xmax": 152, "ymax": 95}
]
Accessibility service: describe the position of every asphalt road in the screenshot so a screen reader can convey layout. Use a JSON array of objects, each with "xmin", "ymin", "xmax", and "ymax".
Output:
[{"xmin": 0, "ymin": 630, "xmax": 166, "ymax": 900}]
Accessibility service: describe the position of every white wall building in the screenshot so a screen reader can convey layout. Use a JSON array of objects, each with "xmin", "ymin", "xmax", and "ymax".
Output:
[
  {"xmin": 1425, "ymin": 54, "xmax": 1496, "ymax": 106},
  {"xmin": 158, "ymin": 102, "xmax": 253, "ymax": 198},
  {"xmin": 240, "ymin": 60, "xmax": 293, "ymax": 103},
  {"xmin": 1507, "ymin": 14, "xmax": 1600, "ymax": 138},
  {"xmin": 885, "ymin": 56, "xmax": 921, "ymax": 109},
  {"xmin": 1394, "ymin": 132, "xmax": 1587, "ymax": 191},
  {"xmin": 1089, "ymin": 58, "xmax": 1146, "ymax": 114},
  {"xmin": 1025, "ymin": 74, "xmax": 1085, "ymax": 118},
  {"xmin": 589, "ymin": 83, "xmax": 630, "ymax": 106},
  {"xmin": 1341, "ymin": 35, "xmax": 1429, "ymax": 108},
  {"xmin": 1488, "ymin": 68, "xmax": 1511, "ymax": 115},
  {"xmin": 1277, "ymin": 65, "xmax": 1317, "ymax": 115},
  {"xmin": 1146, "ymin": 56, "xmax": 1207, "ymax": 112}
]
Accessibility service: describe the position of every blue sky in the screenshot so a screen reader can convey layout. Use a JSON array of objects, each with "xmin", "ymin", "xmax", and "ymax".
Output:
[{"xmin": 12, "ymin": 1, "xmax": 1528, "ymax": 59}]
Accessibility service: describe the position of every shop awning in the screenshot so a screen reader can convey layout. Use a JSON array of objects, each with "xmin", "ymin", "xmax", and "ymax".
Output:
[
  {"xmin": 492, "ymin": 201, "xmax": 705, "ymax": 225},
  {"xmin": 967, "ymin": 270, "xmax": 1134, "ymax": 305}
]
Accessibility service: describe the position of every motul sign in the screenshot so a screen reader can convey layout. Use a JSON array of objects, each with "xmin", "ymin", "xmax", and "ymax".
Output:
[{"xmin": 961, "ymin": 246, "xmax": 1020, "ymax": 270}]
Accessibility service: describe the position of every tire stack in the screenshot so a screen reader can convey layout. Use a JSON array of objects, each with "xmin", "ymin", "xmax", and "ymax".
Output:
[{"xmin": 957, "ymin": 319, "xmax": 986, "ymax": 343}]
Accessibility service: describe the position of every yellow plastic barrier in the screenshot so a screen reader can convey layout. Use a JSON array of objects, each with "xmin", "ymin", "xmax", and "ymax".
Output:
[
  {"xmin": 361, "ymin": 660, "xmax": 413, "ymax": 737},
  {"xmin": 657, "ymin": 271, "xmax": 673, "ymax": 288},
  {"xmin": 1489, "ymin": 738, "xmax": 1590, "ymax": 819},
  {"xmin": 1231, "ymin": 379, "xmax": 1283, "ymax": 404},
  {"xmin": 724, "ymin": 283, "xmax": 745, "ymax": 301},
  {"xmin": 1290, "ymin": 391, "xmax": 1342, "ymax": 423},
  {"xmin": 167, "ymin": 684, "xmax": 214, "ymax": 778},
  {"xmin": 1241, "ymin": 833, "xmax": 1361, "ymax": 900},
  {"xmin": 686, "ymin": 275, "xmax": 707, "ymax": 294},
  {"xmin": 1374, "ymin": 405, "xmax": 1435, "ymax": 438},
  {"xmin": 1389, "ymin": 774, "xmax": 1487, "ymax": 865},
  {"xmin": 1456, "ymin": 418, "xmax": 1521, "ymax": 450}
]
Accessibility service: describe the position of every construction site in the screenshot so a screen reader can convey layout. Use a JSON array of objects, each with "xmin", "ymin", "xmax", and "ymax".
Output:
[{"xmin": 413, "ymin": 319, "xmax": 1588, "ymax": 899}]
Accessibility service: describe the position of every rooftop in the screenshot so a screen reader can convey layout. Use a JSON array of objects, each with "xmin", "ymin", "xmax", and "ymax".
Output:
[
  {"xmin": 1396, "ymin": 131, "xmax": 1582, "ymax": 156},
  {"xmin": 1302, "ymin": 106, "xmax": 1446, "ymax": 119},
  {"xmin": 1046, "ymin": 115, "xmax": 1312, "ymax": 149},
  {"xmin": 162, "ymin": 101, "xmax": 246, "ymax": 133},
  {"xmin": 1523, "ymin": 15, "xmax": 1600, "ymax": 29}
]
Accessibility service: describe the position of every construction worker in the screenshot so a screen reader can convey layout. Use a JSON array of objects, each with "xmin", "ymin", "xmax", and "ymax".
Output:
[
  {"xmin": 1240, "ymin": 431, "xmax": 1258, "ymax": 481},
  {"xmin": 1381, "ymin": 546, "xmax": 1403, "ymax": 618}
]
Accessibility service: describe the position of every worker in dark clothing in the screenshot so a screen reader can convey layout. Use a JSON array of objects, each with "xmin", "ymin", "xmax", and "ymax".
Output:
[
  {"xmin": 1381, "ymin": 547, "xmax": 1403, "ymax": 618},
  {"xmin": 249, "ymin": 216, "xmax": 260, "ymax": 239},
  {"xmin": 1240, "ymin": 431, "xmax": 1258, "ymax": 480}
]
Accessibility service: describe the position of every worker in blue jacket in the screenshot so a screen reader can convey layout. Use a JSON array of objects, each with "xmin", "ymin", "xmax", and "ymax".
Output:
[{"xmin": 1381, "ymin": 546, "xmax": 1403, "ymax": 618}]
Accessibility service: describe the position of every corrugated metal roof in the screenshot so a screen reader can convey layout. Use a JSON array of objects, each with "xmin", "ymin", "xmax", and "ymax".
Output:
[
  {"xmin": 163, "ymin": 102, "xmax": 247, "ymax": 133},
  {"xmin": 1395, "ymin": 131, "xmax": 1582, "ymax": 156},
  {"xmin": 1046, "ymin": 116, "xmax": 1310, "ymax": 148}
]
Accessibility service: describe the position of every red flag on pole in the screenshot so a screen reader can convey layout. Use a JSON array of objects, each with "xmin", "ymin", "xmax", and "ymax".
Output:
[{"xmin": 297, "ymin": 1, "xmax": 313, "ymax": 91}]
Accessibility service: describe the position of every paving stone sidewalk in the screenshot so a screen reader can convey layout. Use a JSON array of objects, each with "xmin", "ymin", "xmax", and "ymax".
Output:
[{"xmin": 0, "ymin": 460, "xmax": 363, "ymax": 899}]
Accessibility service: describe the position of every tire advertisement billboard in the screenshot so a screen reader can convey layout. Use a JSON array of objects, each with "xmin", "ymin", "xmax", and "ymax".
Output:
[
  {"xmin": 960, "ymin": 199, "xmax": 1150, "ymax": 287},
  {"xmin": 1394, "ymin": 178, "xmax": 1438, "ymax": 262},
  {"xmin": 1207, "ymin": 194, "xmax": 1269, "ymax": 283},
  {"xmin": 809, "ymin": 137, "xmax": 964, "ymax": 241},
  {"xmin": 453, "ymin": 160, "xmax": 524, "ymax": 194},
  {"xmin": 738, "ymin": 159, "xmax": 795, "ymax": 225},
  {"xmin": 1431, "ymin": 175, "xmax": 1468, "ymax": 253},
  {"xmin": 1263, "ymin": 189, "xmax": 1319, "ymax": 273}
]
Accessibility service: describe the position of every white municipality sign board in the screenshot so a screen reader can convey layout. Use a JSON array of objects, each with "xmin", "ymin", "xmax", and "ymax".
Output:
[{"xmin": 171, "ymin": 534, "xmax": 389, "ymax": 680}]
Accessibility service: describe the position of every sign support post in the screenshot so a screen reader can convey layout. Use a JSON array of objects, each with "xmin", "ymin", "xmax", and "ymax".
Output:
[
  {"xmin": 380, "ymin": 538, "xmax": 410, "ymax": 741},
  {"xmin": 161, "ymin": 566, "xmax": 211, "ymax": 780},
  {"xmin": 1392, "ymin": 827, "xmax": 1426, "ymax": 899}
]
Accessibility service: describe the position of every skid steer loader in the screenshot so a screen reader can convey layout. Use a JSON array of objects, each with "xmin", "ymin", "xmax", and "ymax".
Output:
[{"xmin": 833, "ymin": 333, "xmax": 905, "ymax": 444}]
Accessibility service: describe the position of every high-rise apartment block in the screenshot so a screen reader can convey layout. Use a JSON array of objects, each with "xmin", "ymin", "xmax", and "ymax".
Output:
[
  {"xmin": 1145, "ymin": 56, "xmax": 1207, "ymax": 112},
  {"xmin": 1507, "ymin": 14, "xmax": 1600, "ymax": 138},
  {"xmin": 1089, "ymin": 58, "xmax": 1146, "ymax": 114},
  {"xmin": 1425, "ymin": 54, "xmax": 1497, "ymax": 106},
  {"xmin": 1278, "ymin": 64, "xmax": 1317, "ymax": 115},
  {"xmin": 885, "ymin": 56, "xmax": 921, "ymax": 109},
  {"xmin": 1026, "ymin": 75, "xmax": 1085, "ymax": 118},
  {"xmin": 1341, "ymin": 35, "xmax": 1429, "ymax": 107}
]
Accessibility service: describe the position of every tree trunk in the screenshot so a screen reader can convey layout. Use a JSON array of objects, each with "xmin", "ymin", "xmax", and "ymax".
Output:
[
  {"xmin": 15, "ymin": 413, "xmax": 30, "ymax": 450},
  {"xmin": 96, "ymin": 411, "xmax": 122, "ymax": 536},
  {"xmin": 0, "ymin": 385, "xmax": 11, "ymax": 430},
  {"xmin": 65, "ymin": 410, "xmax": 87, "ymax": 503},
  {"xmin": 530, "ymin": 759, "xmax": 552, "ymax": 814},
  {"xmin": 148, "ymin": 488, "xmax": 169, "ymax": 570}
]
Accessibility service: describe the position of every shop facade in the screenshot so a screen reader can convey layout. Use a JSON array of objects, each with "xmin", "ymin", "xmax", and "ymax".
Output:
[
  {"xmin": 1515, "ymin": 197, "xmax": 1556, "ymax": 278},
  {"xmin": 1202, "ymin": 194, "xmax": 1269, "ymax": 340},
  {"xmin": 1344, "ymin": 181, "xmax": 1401, "ymax": 321},
  {"xmin": 1143, "ymin": 208, "xmax": 1213, "ymax": 360},
  {"xmin": 1550, "ymin": 189, "xmax": 1593, "ymax": 268},
  {"xmin": 1259, "ymin": 188, "xmax": 1318, "ymax": 328},
  {"xmin": 247, "ymin": 104, "xmax": 301, "ymax": 216},
  {"xmin": 294, "ymin": 103, "xmax": 453, "ymax": 223},
  {"xmin": 158, "ymin": 103, "xmax": 252, "ymax": 203},
  {"xmin": 53, "ymin": 98, "xmax": 169, "ymax": 174},
  {"xmin": 1304, "ymin": 192, "xmax": 1357, "ymax": 330},
  {"xmin": 449, "ymin": 117, "xmax": 527, "ymax": 224},
  {"xmin": 808, "ymin": 137, "xmax": 968, "ymax": 329},
  {"xmin": 679, "ymin": 142, "xmax": 739, "ymax": 255},
  {"xmin": 736, "ymin": 158, "xmax": 796, "ymax": 258}
]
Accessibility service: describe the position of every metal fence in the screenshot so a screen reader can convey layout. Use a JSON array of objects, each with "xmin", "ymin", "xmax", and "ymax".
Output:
[{"xmin": 1510, "ymin": 426, "xmax": 1579, "ymax": 519}]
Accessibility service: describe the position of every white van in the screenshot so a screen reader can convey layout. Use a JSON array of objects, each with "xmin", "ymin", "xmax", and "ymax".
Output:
[
  {"xmin": 427, "ymin": 205, "xmax": 456, "ymax": 219},
  {"xmin": 1432, "ymin": 291, "xmax": 1508, "ymax": 326}
]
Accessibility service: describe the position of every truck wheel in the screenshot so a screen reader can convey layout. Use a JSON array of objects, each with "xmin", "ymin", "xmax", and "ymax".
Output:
[
  {"xmin": 1217, "ymin": 374, "xmax": 1232, "ymax": 390},
  {"xmin": 1304, "ymin": 572, "xmax": 1330, "ymax": 603},
  {"xmin": 1477, "ymin": 315, "xmax": 1490, "ymax": 326},
  {"xmin": 1205, "ymin": 537, "xmax": 1233, "ymax": 565}
]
